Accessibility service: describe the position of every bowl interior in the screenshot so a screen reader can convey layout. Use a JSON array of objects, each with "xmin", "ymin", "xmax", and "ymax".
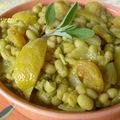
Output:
[{"xmin": 0, "ymin": 0, "xmax": 120, "ymax": 119}]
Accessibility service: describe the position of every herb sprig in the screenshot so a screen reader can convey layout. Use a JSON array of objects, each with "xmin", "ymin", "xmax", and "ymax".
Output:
[{"xmin": 45, "ymin": 2, "xmax": 95, "ymax": 40}]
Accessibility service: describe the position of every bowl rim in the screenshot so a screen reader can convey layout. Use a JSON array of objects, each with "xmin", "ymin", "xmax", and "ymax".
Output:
[
  {"xmin": 0, "ymin": 0, "xmax": 120, "ymax": 119},
  {"xmin": 1, "ymin": 0, "xmax": 120, "ymax": 17},
  {"xmin": 1, "ymin": 82, "xmax": 120, "ymax": 119}
]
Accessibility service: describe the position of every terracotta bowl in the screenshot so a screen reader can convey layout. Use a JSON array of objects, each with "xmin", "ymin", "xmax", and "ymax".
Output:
[{"xmin": 0, "ymin": 0, "xmax": 120, "ymax": 120}]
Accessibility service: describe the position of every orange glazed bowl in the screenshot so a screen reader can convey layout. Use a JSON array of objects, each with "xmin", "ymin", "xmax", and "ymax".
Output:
[{"xmin": 0, "ymin": 0, "xmax": 120, "ymax": 120}]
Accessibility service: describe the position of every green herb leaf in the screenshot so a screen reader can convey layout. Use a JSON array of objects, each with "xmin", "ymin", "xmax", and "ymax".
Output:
[
  {"xmin": 58, "ymin": 2, "xmax": 78, "ymax": 28},
  {"xmin": 57, "ymin": 24, "xmax": 76, "ymax": 32},
  {"xmin": 43, "ymin": 29, "xmax": 72, "ymax": 39},
  {"xmin": 45, "ymin": 3, "xmax": 56, "ymax": 25},
  {"xmin": 51, "ymin": 31, "xmax": 72, "ymax": 39},
  {"xmin": 66, "ymin": 28, "xmax": 95, "ymax": 39},
  {"xmin": 65, "ymin": 24, "xmax": 77, "ymax": 31}
]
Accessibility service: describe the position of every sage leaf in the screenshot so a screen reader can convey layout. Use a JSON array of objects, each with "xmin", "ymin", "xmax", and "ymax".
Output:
[
  {"xmin": 57, "ymin": 24, "xmax": 76, "ymax": 32},
  {"xmin": 65, "ymin": 24, "xmax": 77, "ymax": 31},
  {"xmin": 58, "ymin": 2, "xmax": 78, "ymax": 28},
  {"xmin": 52, "ymin": 31, "xmax": 72, "ymax": 39},
  {"xmin": 45, "ymin": 3, "xmax": 56, "ymax": 25},
  {"xmin": 66, "ymin": 28, "xmax": 95, "ymax": 39}
]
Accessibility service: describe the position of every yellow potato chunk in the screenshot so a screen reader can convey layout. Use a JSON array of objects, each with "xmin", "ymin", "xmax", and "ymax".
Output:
[
  {"xmin": 7, "ymin": 26, "xmax": 26, "ymax": 48},
  {"xmin": 54, "ymin": 1, "xmax": 69, "ymax": 20},
  {"xmin": 112, "ymin": 16, "xmax": 120, "ymax": 28},
  {"xmin": 85, "ymin": 2, "xmax": 102, "ymax": 16},
  {"xmin": 72, "ymin": 60, "xmax": 104, "ymax": 93},
  {"xmin": 12, "ymin": 11, "xmax": 37, "ymax": 25},
  {"xmin": 13, "ymin": 38, "xmax": 47, "ymax": 100},
  {"xmin": 114, "ymin": 46, "xmax": 120, "ymax": 81}
]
